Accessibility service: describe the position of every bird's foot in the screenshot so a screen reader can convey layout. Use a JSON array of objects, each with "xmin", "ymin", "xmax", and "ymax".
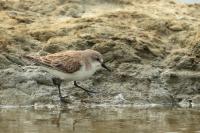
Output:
[
  {"xmin": 73, "ymin": 81, "xmax": 99, "ymax": 96},
  {"xmin": 84, "ymin": 89, "xmax": 99, "ymax": 96},
  {"xmin": 59, "ymin": 96, "xmax": 71, "ymax": 104}
]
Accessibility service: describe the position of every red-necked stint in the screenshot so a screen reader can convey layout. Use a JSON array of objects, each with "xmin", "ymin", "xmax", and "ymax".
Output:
[{"xmin": 24, "ymin": 49, "xmax": 111, "ymax": 102}]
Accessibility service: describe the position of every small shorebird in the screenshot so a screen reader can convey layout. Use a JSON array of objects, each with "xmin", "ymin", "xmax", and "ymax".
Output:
[{"xmin": 24, "ymin": 49, "xmax": 111, "ymax": 102}]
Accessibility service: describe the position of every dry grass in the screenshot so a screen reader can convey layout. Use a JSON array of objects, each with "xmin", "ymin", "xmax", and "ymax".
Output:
[
  {"xmin": 190, "ymin": 30, "xmax": 200, "ymax": 47},
  {"xmin": 170, "ymin": 48, "xmax": 189, "ymax": 55},
  {"xmin": 0, "ymin": 37, "xmax": 10, "ymax": 52},
  {"xmin": 186, "ymin": 28, "xmax": 200, "ymax": 56}
]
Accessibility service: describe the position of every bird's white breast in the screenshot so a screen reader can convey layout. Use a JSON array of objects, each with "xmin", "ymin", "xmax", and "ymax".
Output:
[{"xmin": 42, "ymin": 61, "xmax": 101, "ymax": 81}]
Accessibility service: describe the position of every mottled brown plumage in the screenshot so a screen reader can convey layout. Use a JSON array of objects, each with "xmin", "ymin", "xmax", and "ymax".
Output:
[
  {"xmin": 23, "ymin": 49, "xmax": 111, "ymax": 102},
  {"xmin": 39, "ymin": 53, "xmax": 81, "ymax": 73},
  {"xmin": 24, "ymin": 51, "xmax": 83, "ymax": 73},
  {"xmin": 24, "ymin": 49, "xmax": 109, "ymax": 75}
]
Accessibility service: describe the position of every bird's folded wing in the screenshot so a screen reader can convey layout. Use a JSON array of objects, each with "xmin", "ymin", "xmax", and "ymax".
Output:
[{"xmin": 24, "ymin": 55, "xmax": 82, "ymax": 73}]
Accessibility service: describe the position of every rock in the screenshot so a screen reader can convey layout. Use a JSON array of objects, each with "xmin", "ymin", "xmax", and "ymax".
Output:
[
  {"xmin": 0, "ymin": 66, "xmax": 56, "ymax": 104},
  {"xmin": 30, "ymin": 30, "xmax": 56, "ymax": 42},
  {"xmin": 113, "ymin": 94, "xmax": 126, "ymax": 104},
  {"xmin": 161, "ymin": 70, "xmax": 200, "ymax": 96},
  {"xmin": 149, "ymin": 87, "xmax": 172, "ymax": 105},
  {"xmin": 42, "ymin": 43, "xmax": 63, "ymax": 53},
  {"xmin": 175, "ymin": 56, "xmax": 197, "ymax": 70},
  {"xmin": 0, "ymin": 1, "xmax": 9, "ymax": 10},
  {"xmin": 167, "ymin": 21, "xmax": 187, "ymax": 31},
  {"xmin": 191, "ymin": 42, "xmax": 200, "ymax": 60},
  {"xmin": 0, "ymin": 54, "xmax": 12, "ymax": 69},
  {"xmin": 3, "ymin": 53, "xmax": 26, "ymax": 66},
  {"xmin": 192, "ymin": 95, "xmax": 200, "ymax": 105}
]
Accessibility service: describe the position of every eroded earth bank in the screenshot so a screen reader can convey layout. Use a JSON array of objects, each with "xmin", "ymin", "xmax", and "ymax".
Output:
[{"xmin": 0, "ymin": 0, "xmax": 200, "ymax": 106}]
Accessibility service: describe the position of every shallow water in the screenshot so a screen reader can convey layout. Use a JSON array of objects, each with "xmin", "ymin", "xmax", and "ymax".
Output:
[{"xmin": 0, "ymin": 106, "xmax": 200, "ymax": 133}]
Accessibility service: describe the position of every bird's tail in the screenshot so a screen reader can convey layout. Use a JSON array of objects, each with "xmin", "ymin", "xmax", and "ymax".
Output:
[
  {"xmin": 23, "ymin": 55, "xmax": 37, "ymax": 61},
  {"xmin": 23, "ymin": 55, "xmax": 54, "ymax": 68},
  {"xmin": 22, "ymin": 55, "xmax": 42, "ymax": 65}
]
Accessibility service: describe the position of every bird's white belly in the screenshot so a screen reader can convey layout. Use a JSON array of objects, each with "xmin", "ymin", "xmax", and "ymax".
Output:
[
  {"xmin": 42, "ymin": 64, "xmax": 97, "ymax": 81},
  {"xmin": 72, "ymin": 66, "xmax": 96, "ymax": 81}
]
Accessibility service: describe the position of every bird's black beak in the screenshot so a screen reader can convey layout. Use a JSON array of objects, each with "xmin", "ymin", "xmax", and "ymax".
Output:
[{"xmin": 101, "ymin": 63, "xmax": 111, "ymax": 72}]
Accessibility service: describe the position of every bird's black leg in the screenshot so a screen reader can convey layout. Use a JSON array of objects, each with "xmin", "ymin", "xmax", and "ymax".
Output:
[
  {"xmin": 52, "ymin": 77, "xmax": 65, "ymax": 102},
  {"xmin": 74, "ymin": 81, "xmax": 97, "ymax": 95}
]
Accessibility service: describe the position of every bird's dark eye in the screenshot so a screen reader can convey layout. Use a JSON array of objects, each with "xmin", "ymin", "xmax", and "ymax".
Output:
[{"xmin": 96, "ymin": 58, "xmax": 100, "ymax": 61}]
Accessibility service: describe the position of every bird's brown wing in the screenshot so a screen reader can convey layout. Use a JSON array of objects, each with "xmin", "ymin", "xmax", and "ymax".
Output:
[{"xmin": 24, "ymin": 54, "xmax": 82, "ymax": 73}]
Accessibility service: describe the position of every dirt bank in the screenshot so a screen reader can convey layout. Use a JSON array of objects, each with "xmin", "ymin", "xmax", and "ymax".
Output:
[{"xmin": 0, "ymin": 0, "xmax": 199, "ymax": 106}]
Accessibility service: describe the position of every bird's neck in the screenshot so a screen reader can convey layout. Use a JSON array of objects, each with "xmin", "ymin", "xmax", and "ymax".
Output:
[{"xmin": 82, "ymin": 57, "xmax": 92, "ymax": 71}]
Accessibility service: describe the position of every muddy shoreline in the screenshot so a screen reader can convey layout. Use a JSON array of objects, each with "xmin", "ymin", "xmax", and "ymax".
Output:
[{"xmin": 0, "ymin": 0, "xmax": 200, "ymax": 106}]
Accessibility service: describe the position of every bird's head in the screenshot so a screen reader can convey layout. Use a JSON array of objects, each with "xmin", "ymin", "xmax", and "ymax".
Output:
[{"xmin": 84, "ymin": 49, "xmax": 111, "ymax": 72}]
